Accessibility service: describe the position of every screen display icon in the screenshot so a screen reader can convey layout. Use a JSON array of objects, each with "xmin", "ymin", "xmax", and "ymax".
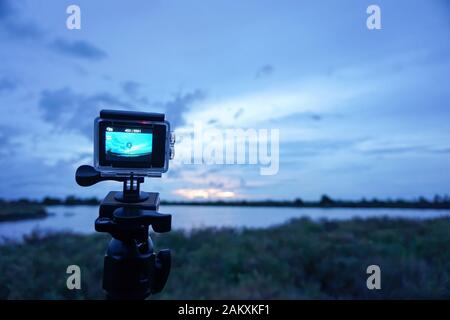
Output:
[{"xmin": 105, "ymin": 128, "xmax": 153, "ymax": 158}]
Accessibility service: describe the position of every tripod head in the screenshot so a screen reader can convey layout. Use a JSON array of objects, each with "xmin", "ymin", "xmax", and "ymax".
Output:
[
  {"xmin": 76, "ymin": 165, "xmax": 171, "ymax": 235},
  {"xmin": 75, "ymin": 109, "xmax": 174, "ymax": 299},
  {"xmin": 75, "ymin": 164, "xmax": 172, "ymax": 299}
]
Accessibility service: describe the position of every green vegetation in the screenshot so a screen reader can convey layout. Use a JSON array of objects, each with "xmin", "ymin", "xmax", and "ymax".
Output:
[
  {"xmin": 1, "ymin": 217, "xmax": 450, "ymax": 299},
  {"xmin": 3, "ymin": 194, "xmax": 450, "ymax": 209},
  {"xmin": 0, "ymin": 200, "xmax": 47, "ymax": 222},
  {"xmin": 41, "ymin": 196, "xmax": 99, "ymax": 206},
  {"xmin": 162, "ymin": 194, "xmax": 450, "ymax": 209}
]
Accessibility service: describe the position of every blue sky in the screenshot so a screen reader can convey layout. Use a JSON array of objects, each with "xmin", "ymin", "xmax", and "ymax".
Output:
[{"xmin": 0, "ymin": 0, "xmax": 449, "ymax": 201}]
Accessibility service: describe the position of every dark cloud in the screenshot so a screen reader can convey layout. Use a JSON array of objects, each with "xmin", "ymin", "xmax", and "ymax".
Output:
[
  {"xmin": 255, "ymin": 64, "xmax": 274, "ymax": 79},
  {"xmin": 208, "ymin": 181, "xmax": 224, "ymax": 189},
  {"xmin": 0, "ymin": 124, "xmax": 17, "ymax": 157},
  {"xmin": 0, "ymin": 0, "xmax": 14, "ymax": 20},
  {"xmin": 4, "ymin": 20, "xmax": 43, "ymax": 39},
  {"xmin": 166, "ymin": 168, "xmax": 181, "ymax": 179},
  {"xmin": 121, "ymin": 80, "xmax": 149, "ymax": 105},
  {"xmin": 162, "ymin": 89, "xmax": 205, "ymax": 128},
  {"xmin": 122, "ymin": 81, "xmax": 140, "ymax": 97},
  {"xmin": 263, "ymin": 111, "xmax": 324, "ymax": 127},
  {"xmin": 39, "ymin": 86, "xmax": 203, "ymax": 138},
  {"xmin": 283, "ymin": 137, "xmax": 450, "ymax": 159},
  {"xmin": 439, "ymin": 0, "xmax": 450, "ymax": 12},
  {"xmin": 0, "ymin": 156, "xmax": 82, "ymax": 199},
  {"xmin": 39, "ymin": 87, "xmax": 133, "ymax": 138},
  {"xmin": 282, "ymin": 111, "xmax": 323, "ymax": 122},
  {"xmin": 281, "ymin": 139, "xmax": 359, "ymax": 158},
  {"xmin": 50, "ymin": 39, "xmax": 108, "ymax": 61},
  {"xmin": 0, "ymin": 127, "xmax": 8, "ymax": 147},
  {"xmin": 0, "ymin": 0, "xmax": 43, "ymax": 39},
  {"xmin": 234, "ymin": 108, "xmax": 244, "ymax": 119},
  {"xmin": 0, "ymin": 76, "xmax": 18, "ymax": 92},
  {"xmin": 362, "ymin": 146, "xmax": 424, "ymax": 155},
  {"xmin": 204, "ymin": 169, "xmax": 246, "ymax": 189},
  {"xmin": 432, "ymin": 147, "xmax": 450, "ymax": 154},
  {"xmin": 361, "ymin": 145, "xmax": 450, "ymax": 155}
]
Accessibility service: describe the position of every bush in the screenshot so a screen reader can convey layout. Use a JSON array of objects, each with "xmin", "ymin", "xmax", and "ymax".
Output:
[{"xmin": 1, "ymin": 217, "xmax": 450, "ymax": 299}]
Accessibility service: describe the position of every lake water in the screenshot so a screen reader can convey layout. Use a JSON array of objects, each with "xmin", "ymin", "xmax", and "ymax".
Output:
[{"xmin": 1, "ymin": 205, "xmax": 450, "ymax": 241}]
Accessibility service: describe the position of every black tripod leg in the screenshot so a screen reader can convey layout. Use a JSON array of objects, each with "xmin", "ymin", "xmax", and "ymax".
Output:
[{"xmin": 151, "ymin": 249, "xmax": 171, "ymax": 294}]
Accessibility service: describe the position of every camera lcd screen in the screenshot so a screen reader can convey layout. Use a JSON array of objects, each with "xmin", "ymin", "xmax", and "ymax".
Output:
[
  {"xmin": 105, "ymin": 126, "xmax": 153, "ymax": 162},
  {"xmin": 98, "ymin": 120, "xmax": 167, "ymax": 169}
]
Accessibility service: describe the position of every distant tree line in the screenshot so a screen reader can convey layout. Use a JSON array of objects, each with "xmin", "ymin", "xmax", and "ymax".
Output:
[
  {"xmin": 1, "ymin": 194, "xmax": 449, "ymax": 209},
  {"xmin": 0, "ymin": 196, "xmax": 99, "ymax": 206},
  {"xmin": 162, "ymin": 194, "xmax": 450, "ymax": 209},
  {"xmin": 41, "ymin": 196, "xmax": 99, "ymax": 205}
]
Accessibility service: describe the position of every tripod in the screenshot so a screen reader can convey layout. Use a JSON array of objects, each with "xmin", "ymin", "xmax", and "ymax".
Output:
[{"xmin": 76, "ymin": 165, "xmax": 172, "ymax": 299}]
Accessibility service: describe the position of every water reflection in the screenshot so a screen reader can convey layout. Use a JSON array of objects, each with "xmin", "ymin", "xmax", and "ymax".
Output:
[{"xmin": 0, "ymin": 205, "xmax": 449, "ymax": 241}]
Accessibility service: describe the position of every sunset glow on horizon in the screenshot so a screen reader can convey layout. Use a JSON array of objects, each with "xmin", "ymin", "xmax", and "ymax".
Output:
[{"xmin": 173, "ymin": 188, "xmax": 236, "ymax": 200}]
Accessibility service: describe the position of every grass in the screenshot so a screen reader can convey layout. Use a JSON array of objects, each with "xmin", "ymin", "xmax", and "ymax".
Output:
[{"xmin": 0, "ymin": 217, "xmax": 450, "ymax": 299}]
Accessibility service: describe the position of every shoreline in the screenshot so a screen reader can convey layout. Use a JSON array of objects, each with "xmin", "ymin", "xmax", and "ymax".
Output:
[
  {"xmin": 41, "ymin": 202, "xmax": 450, "ymax": 210},
  {"xmin": 2, "ymin": 200, "xmax": 450, "ymax": 224},
  {"xmin": 3, "ymin": 195, "xmax": 450, "ymax": 210},
  {"xmin": 0, "ymin": 203, "xmax": 48, "ymax": 222},
  {"xmin": 0, "ymin": 211, "xmax": 48, "ymax": 222}
]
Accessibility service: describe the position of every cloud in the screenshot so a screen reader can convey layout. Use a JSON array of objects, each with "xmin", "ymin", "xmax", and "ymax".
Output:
[
  {"xmin": 38, "ymin": 87, "xmax": 133, "ymax": 137},
  {"xmin": 171, "ymin": 167, "xmax": 244, "ymax": 189},
  {"xmin": 168, "ymin": 167, "xmax": 247, "ymax": 200},
  {"xmin": 0, "ymin": 155, "xmax": 84, "ymax": 199},
  {"xmin": 50, "ymin": 39, "xmax": 108, "ymax": 61},
  {"xmin": 4, "ymin": 20, "xmax": 43, "ymax": 39},
  {"xmin": 121, "ymin": 80, "xmax": 149, "ymax": 105},
  {"xmin": 0, "ymin": 0, "xmax": 14, "ymax": 20},
  {"xmin": 0, "ymin": 76, "xmax": 18, "ymax": 92},
  {"xmin": 269, "ymin": 111, "xmax": 323, "ymax": 125},
  {"xmin": 0, "ymin": 123, "xmax": 27, "ymax": 158},
  {"xmin": 162, "ymin": 89, "xmax": 206, "ymax": 128},
  {"xmin": 0, "ymin": 127, "xmax": 9, "ymax": 152},
  {"xmin": 0, "ymin": 0, "xmax": 43, "ymax": 39},
  {"xmin": 255, "ymin": 64, "xmax": 274, "ymax": 79},
  {"xmin": 233, "ymin": 108, "xmax": 244, "ymax": 119},
  {"xmin": 281, "ymin": 139, "xmax": 358, "ymax": 159},
  {"xmin": 122, "ymin": 81, "xmax": 140, "ymax": 97},
  {"xmin": 173, "ymin": 188, "xmax": 236, "ymax": 200},
  {"xmin": 354, "ymin": 138, "xmax": 450, "ymax": 155},
  {"xmin": 37, "ymin": 86, "xmax": 203, "ymax": 141},
  {"xmin": 364, "ymin": 146, "xmax": 450, "ymax": 155},
  {"xmin": 186, "ymin": 78, "xmax": 369, "ymax": 128}
]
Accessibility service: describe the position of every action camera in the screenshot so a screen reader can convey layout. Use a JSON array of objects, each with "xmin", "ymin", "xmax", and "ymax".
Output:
[
  {"xmin": 76, "ymin": 109, "xmax": 174, "ymax": 299},
  {"xmin": 94, "ymin": 109, "xmax": 175, "ymax": 177}
]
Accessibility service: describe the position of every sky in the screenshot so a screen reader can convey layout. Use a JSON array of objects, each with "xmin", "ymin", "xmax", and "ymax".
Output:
[{"xmin": 0, "ymin": 0, "xmax": 449, "ymax": 201}]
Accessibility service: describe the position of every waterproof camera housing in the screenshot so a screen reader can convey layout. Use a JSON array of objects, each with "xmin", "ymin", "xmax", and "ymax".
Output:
[
  {"xmin": 77, "ymin": 109, "xmax": 174, "ymax": 299},
  {"xmin": 94, "ymin": 109, "xmax": 174, "ymax": 177}
]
